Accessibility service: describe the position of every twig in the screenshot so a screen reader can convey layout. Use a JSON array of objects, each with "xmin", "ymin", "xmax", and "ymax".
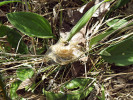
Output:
[
  {"xmin": 0, "ymin": 52, "xmax": 43, "ymax": 57},
  {"xmin": 103, "ymin": 72, "xmax": 133, "ymax": 77},
  {"xmin": 0, "ymin": 59, "xmax": 42, "ymax": 72}
]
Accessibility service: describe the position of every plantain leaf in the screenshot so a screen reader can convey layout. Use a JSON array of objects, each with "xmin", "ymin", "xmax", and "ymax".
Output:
[
  {"xmin": 0, "ymin": 0, "xmax": 21, "ymax": 6},
  {"xmin": 100, "ymin": 34, "xmax": 133, "ymax": 66},
  {"xmin": 10, "ymin": 80, "xmax": 21, "ymax": 100},
  {"xmin": 16, "ymin": 67, "xmax": 34, "ymax": 81},
  {"xmin": 44, "ymin": 78, "xmax": 94, "ymax": 100},
  {"xmin": 0, "ymin": 25, "xmax": 28, "ymax": 54},
  {"xmin": 7, "ymin": 12, "xmax": 55, "ymax": 38}
]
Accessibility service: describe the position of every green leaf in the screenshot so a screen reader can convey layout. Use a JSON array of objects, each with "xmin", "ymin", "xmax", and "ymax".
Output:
[
  {"xmin": 7, "ymin": 12, "xmax": 55, "ymax": 38},
  {"xmin": 0, "ymin": 25, "xmax": 28, "ymax": 54},
  {"xmin": 43, "ymin": 91, "xmax": 65, "ymax": 100},
  {"xmin": 66, "ymin": 0, "xmax": 112, "ymax": 41},
  {"xmin": 44, "ymin": 78, "xmax": 94, "ymax": 100},
  {"xmin": 101, "ymin": 85, "xmax": 105, "ymax": 100},
  {"xmin": 106, "ymin": 19, "xmax": 127, "ymax": 29},
  {"xmin": 63, "ymin": 78, "xmax": 94, "ymax": 100},
  {"xmin": 66, "ymin": 1, "xmax": 104, "ymax": 41},
  {"xmin": 0, "ymin": 0, "xmax": 21, "ymax": 6},
  {"xmin": 16, "ymin": 67, "xmax": 34, "ymax": 81},
  {"xmin": 100, "ymin": 34, "xmax": 133, "ymax": 66},
  {"xmin": 113, "ymin": 0, "xmax": 131, "ymax": 10},
  {"xmin": 10, "ymin": 80, "xmax": 21, "ymax": 99},
  {"xmin": 89, "ymin": 16, "xmax": 133, "ymax": 48}
]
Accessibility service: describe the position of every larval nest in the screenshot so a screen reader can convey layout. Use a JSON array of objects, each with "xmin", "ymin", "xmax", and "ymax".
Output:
[{"xmin": 45, "ymin": 39, "xmax": 85, "ymax": 65}]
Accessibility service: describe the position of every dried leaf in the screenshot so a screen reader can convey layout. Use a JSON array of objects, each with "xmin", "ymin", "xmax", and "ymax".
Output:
[
  {"xmin": 93, "ymin": 1, "xmax": 110, "ymax": 18},
  {"xmin": 16, "ymin": 75, "xmax": 45, "ymax": 100},
  {"xmin": 0, "ymin": 9, "xmax": 5, "ymax": 17}
]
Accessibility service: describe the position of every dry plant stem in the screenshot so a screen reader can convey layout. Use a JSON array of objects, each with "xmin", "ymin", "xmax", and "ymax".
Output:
[
  {"xmin": 39, "ymin": 64, "xmax": 57, "ymax": 74},
  {"xmin": 46, "ymin": 66, "xmax": 61, "ymax": 90},
  {"xmin": 0, "ymin": 63, "xmax": 28, "ymax": 72},
  {"xmin": 9, "ymin": 3, "xmax": 12, "ymax": 13},
  {"xmin": 0, "ymin": 52, "xmax": 43, "ymax": 57},
  {"xmin": 52, "ymin": 2, "xmax": 61, "ymax": 35},
  {"xmin": 22, "ymin": 0, "xmax": 25, "ymax": 11},
  {"xmin": 93, "ymin": 18, "xmax": 104, "ymax": 34},
  {"xmin": 1, "ymin": 60, "xmax": 30, "ymax": 66},
  {"xmin": 89, "ymin": 57, "xmax": 98, "ymax": 71},
  {"xmin": 1, "ymin": 57, "xmax": 43, "ymax": 66},
  {"xmin": 108, "ymin": 26, "xmax": 133, "ymax": 42},
  {"xmin": 87, "ymin": 72, "xmax": 100, "ymax": 75},
  {"xmin": 100, "ymin": 32, "xmax": 133, "ymax": 46},
  {"xmin": 41, "ymin": 7, "xmax": 83, "ymax": 17},
  {"xmin": 64, "ymin": 66, "xmax": 72, "ymax": 80},
  {"xmin": 24, "ymin": 0, "xmax": 29, "ymax": 12},
  {"xmin": 61, "ymin": 66, "xmax": 68, "ymax": 83},
  {"xmin": 31, "ymin": 37, "xmax": 37, "ymax": 55},
  {"xmin": 84, "ymin": 62, "xmax": 87, "ymax": 78},
  {"xmin": 59, "ymin": 6, "xmax": 63, "ymax": 32},
  {"xmin": 0, "ymin": 9, "xmax": 6, "ymax": 17},
  {"xmin": 16, "ymin": 35, "xmax": 25, "ymax": 53},
  {"xmin": 103, "ymin": 72, "xmax": 133, "ymax": 77},
  {"xmin": 53, "ymin": 65, "xmax": 61, "ymax": 79},
  {"xmin": 81, "ymin": 77, "xmax": 96, "ymax": 92},
  {"xmin": 0, "ymin": 58, "xmax": 43, "ymax": 72},
  {"xmin": 37, "ymin": 61, "xmax": 44, "ymax": 75}
]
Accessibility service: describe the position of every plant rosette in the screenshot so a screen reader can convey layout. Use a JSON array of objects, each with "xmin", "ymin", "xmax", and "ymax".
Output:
[{"xmin": 43, "ymin": 78, "xmax": 94, "ymax": 100}]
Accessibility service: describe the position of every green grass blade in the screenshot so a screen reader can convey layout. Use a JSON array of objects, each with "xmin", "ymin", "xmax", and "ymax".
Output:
[
  {"xmin": 0, "ymin": 0, "xmax": 21, "ymax": 6},
  {"xmin": 66, "ymin": 1, "xmax": 104, "ymax": 41},
  {"xmin": 66, "ymin": 0, "xmax": 112, "ymax": 41},
  {"xmin": 89, "ymin": 15, "xmax": 133, "ymax": 48}
]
